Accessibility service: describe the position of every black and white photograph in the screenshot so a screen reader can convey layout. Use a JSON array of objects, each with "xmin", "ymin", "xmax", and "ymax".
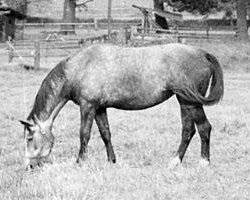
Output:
[{"xmin": 0, "ymin": 0, "xmax": 249, "ymax": 199}]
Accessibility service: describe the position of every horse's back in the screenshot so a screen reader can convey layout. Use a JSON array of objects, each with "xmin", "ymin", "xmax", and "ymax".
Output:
[
  {"xmin": 68, "ymin": 43, "xmax": 210, "ymax": 78},
  {"xmin": 65, "ymin": 44, "xmax": 216, "ymax": 108}
]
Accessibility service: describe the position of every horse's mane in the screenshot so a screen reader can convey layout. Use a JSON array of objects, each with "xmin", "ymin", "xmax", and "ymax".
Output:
[{"xmin": 27, "ymin": 59, "xmax": 67, "ymax": 121}]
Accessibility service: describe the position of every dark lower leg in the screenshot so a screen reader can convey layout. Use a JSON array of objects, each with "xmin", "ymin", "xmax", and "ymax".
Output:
[
  {"xmin": 77, "ymin": 133, "xmax": 90, "ymax": 162},
  {"xmin": 197, "ymin": 121, "xmax": 211, "ymax": 161},
  {"xmin": 192, "ymin": 106, "xmax": 211, "ymax": 161},
  {"xmin": 95, "ymin": 108, "xmax": 116, "ymax": 163},
  {"xmin": 77, "ymin": 103, "xmax": 95, "ymax": 162},
  {"xmin": 177, "ymin": 126, "xmax": 196, "ymax": 161},
  {"xmin": 177, "ymin": 103, "xmax": 196, "ymax": 161}
]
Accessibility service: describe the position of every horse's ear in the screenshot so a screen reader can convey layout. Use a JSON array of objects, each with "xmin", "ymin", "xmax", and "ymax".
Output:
[
  {"xmin": 19, "ymin": 120, "xmax": 33, "ymax": 127},
  {"xmin": 19, "ymin": 120, "xmax": 34, "ymax": 133}
]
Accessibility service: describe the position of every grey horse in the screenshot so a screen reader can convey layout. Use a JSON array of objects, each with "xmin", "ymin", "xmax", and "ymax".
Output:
[{"xmin": 19, "ymin": 43, "xmax": 224, "ymax": 169}]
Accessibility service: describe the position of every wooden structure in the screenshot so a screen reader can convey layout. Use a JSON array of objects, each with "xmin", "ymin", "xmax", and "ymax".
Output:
[
  {"xmin": 0, "ymin": 5, "xmax": 26, "ymax": 42},
  {"xmin": 132, "ymin": 4, "xmax": 182, "ymax": 33},
  {"xmin": 6, "ymin": 31, "xmax": 118, "ymax": 70}
]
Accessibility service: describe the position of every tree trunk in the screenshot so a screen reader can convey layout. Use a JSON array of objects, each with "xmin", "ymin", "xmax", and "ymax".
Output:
[
  {"xmin": 153, "ymin": 0, "xmax": 169, "ymax": 31},
  {"xmin": 107, "ymin": 0, "xmax": 112, "ymax": 40},
  {"xmin": 236, "ymin": 0, "xmax": 248, "ymax": 40},
  {"xmin": 62, "ymin": 0, "xmax": 76, "ymax": 35}
]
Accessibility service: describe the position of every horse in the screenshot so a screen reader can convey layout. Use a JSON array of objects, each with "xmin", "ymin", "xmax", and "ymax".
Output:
[{"xmin": 19, "ymin": 43, "xmax": 224, "ymax": 169}]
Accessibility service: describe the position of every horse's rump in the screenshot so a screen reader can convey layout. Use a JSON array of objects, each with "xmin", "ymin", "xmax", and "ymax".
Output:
[{"xmin": 172, "ymin": 52, "xmax": 224, "ymax": 106}]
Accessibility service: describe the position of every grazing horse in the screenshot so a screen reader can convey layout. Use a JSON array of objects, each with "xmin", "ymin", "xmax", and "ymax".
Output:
[{"xmin": 19, "ymin": 43, "xmax": 223, "ymax": 169}]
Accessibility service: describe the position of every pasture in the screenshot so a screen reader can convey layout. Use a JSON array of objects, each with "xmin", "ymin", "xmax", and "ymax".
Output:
[{"xmin": 0, "ymin": 40, "xmax": 250, "ymax": 199}]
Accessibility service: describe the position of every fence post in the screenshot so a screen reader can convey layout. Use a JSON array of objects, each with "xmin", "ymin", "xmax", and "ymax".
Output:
[
  {"xmin": 124, "ymin": 25, "xmax": 131, "ymax": 45},
  {"xmin": 34, "ymin": 40, "xmax": 40, "ymax": 70},
  {"xmin": 206, "ymin": 25, "xmax": 210, "ymax": 39},
  {"xmin": 21, "ymin": 21, "xmax": 26, "ymax": 40},
  {"xmin": 8, "ymin": 46, "xmax": 14, "ymax": 63},
  {"xmin": 177, "ymin": 36, "xmax": 181, "ymax": 43},
  {"xmin": 94, "ymin": 18, "xmax": 98, "ymax": 30},
  {"xmin": 107, "ymin": 0, "xmax": 112, "ymax": 40}
]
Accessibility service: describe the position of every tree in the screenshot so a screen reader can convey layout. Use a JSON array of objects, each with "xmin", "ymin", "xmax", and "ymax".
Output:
[
  {"xmin": 2, "ymin": 0, "xmax": 27, "ymax": 14},
  {"xmin": 158, "ymin": 0, "xmax": 248, "ymax": 39},
  {"xmin": 62, "ymin": 0, "xmax": 93, "ymax": 34},
  {"xmin": 236, "ymin": 0, "xmax": 248, "ymax": 39},
  {"xmin": 26, "ymin": 0, "xmax": 54, "ymax": 21},
  {"xmin": 63, "ymin": 0, "xmax": 76, "ymax": 23},
  {"xmin": 166, "ymin": 0, "xmax": 218, "ymax": 14},
  {"xmin": 63, "ymin": 0, "xmax": 93, "ymax": 23}
]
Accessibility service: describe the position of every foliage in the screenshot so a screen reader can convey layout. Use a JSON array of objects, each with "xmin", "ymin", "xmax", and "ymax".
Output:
[
  {"xmin": 27, "ymin": 0, "xmax": 54, "ymax": 18},
  {"xmin": 165, "ymin": 0, "xmax": 235, "ymax": 14},
  {"xmin": 1, "ymin": 0, "xmax": 54, "ymax": 15},
  {"xmin": 2, "ymin": 0, "xmax": 27, "ymax": 14}
]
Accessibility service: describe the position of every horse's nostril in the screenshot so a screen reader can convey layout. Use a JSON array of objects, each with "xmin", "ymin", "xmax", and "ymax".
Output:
[
  {"xmin": 25, "ymin": 164, "xmax": 33, "ymax": 171},
  {"xmin": 37, "ymin": 162, "xmax": 43, "ymax": 167}
]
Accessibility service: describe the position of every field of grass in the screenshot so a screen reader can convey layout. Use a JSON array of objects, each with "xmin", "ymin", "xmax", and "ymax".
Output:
[{"xmin": 0, "ymin": 39, "xmax": 250, "ymax": 199}]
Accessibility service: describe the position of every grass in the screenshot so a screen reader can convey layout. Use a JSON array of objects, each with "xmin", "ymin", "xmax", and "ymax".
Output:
[
  {"xmin": 0, "ymin": 39, "xmax": 250, "ymax": 199},
  {"xmin": 188, "ymin": 39, "xmax": 250, "ymax": 73}
]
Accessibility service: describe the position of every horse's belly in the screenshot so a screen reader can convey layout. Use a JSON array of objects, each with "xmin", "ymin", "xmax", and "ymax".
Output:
[{"xmin": 108, "ymin": 90, "xmax": 173, "ymax": 110}]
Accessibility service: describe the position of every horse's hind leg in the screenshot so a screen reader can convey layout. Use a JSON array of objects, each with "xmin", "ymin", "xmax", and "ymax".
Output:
[
  {"xmin": 191, "ymin": 105, "xmax": 211, "ymax": 166},
  {"xmin": 95, "ymin": 107, "xmax": 116, "ymax": 163},
  {"xmin": 169, "ymin": 99, "xmax": 196, "ymax": 168},
  {"xmin": 169, "ymin": 96, "xmax": 212, "ymax": 168},
  {"xmin": 77, "ymin": 102, "xmax": 96, "ymax": 163}
]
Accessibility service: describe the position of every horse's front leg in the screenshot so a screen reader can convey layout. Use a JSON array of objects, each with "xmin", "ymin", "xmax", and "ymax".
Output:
[{"xmin": 76, "ymin": 101, "xmax": 96, "ymax": 163}]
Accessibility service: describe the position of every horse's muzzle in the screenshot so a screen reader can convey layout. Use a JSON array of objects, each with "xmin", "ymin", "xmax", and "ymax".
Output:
[{"xmin": 25, "ymin": 157, "xmax": 45, "ymax": 170}]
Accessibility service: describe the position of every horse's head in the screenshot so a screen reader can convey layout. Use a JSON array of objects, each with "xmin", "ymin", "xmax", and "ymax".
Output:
[{"xmin": 19, "ymin": 115, "xmax": 54, "ymax": 170}]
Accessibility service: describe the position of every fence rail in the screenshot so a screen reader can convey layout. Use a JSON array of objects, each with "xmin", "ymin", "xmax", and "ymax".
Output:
[{"xmin": 16, "ymin": 22, "xmax": 238, "ymax": 38}]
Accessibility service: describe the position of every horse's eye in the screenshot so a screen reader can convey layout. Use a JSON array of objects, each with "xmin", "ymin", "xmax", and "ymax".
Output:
[{"xmin": 27, "ymin": 137, "xmax": 33, "ymax": 142}]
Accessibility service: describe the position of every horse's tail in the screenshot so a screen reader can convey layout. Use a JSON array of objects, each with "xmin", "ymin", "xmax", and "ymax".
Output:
[{"xmin": 173, "ymin": 53, "xmax": 224, "ymax": 106}]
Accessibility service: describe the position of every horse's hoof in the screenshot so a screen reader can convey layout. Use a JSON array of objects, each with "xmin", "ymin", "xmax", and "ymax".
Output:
[
  {"xmin": 76, "ymin": 158, "xmax": 80, "ymax": 164},
  {"xmin": 76, "ymin": 157, "xmax": 85, "ymax": 166},
  {"xmin": 198, "ymin": 158, "xmax": 210, "ymax": 168},
  {"xmin": 108, "ymin": 156, "xmax": 116, "ymax": 164},
  {"xmin": 76, "ymin": 157, "xmax": 85, "ymax": 164},
  {"xmin": 168, "ymin": 156, "xmax": 181, "ymax": 169}
]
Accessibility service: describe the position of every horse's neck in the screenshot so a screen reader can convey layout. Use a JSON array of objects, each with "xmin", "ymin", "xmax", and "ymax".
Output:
[
  {"xmin": 41, "ymin": 99, "xmax": 67, "ymax": 127},
  {"xmin": 28, "ymin": 61, "xmax": 69, "ymax": 126}
]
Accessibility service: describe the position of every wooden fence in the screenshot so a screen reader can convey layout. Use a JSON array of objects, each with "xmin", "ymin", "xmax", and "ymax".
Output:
[
  {"xmin": 15, "ymin": 22, "xmax": 239, "ymax": 43},
  {"xmin": 6, "ymin": 31, "xmax": 118, "ymax": 70},
  {"xmin": 16, "ymin": 21, "xmax": 142, "ymax": 34}
]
